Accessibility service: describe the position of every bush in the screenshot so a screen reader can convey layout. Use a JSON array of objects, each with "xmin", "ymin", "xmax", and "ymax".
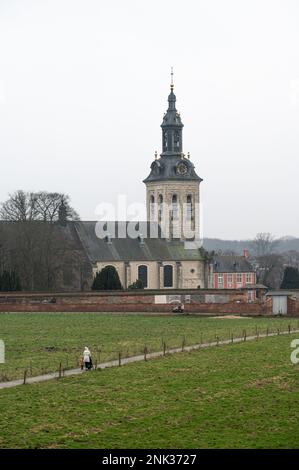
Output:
[
  {"xmin": 128, "ymin": 279, "xmax": 144, "ymax": 290},
  {"xmin": 91, "ymin": 266, "xmax": 122, "ymax": 290},
  {"xmin": 280, "ymin": 266, "xmax": 299, "ymax": 289}
]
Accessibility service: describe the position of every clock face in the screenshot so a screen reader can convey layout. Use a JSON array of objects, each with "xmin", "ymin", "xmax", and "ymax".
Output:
[{"xmin": 177, "ymin": 162, "xmax": 188, "ymax": 176}]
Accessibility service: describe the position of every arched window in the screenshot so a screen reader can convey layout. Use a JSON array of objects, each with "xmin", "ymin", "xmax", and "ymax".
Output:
[
  {"xmin": 150, "ymin": 195, "xmax": 155, "ymax": 220},
  {"xmin": 158, "ymin": 194, "xmax": 163, "ymax": 221},
  {"xmin": 163, "ymin": 265, "xmax": 173, "ymax": 288},
  {"xmin": 138, "ymin": 265, "xmax": 148, "ymax": 288},
  {"xmin": 172, "ymin": 194, "xmax": 178, "ymax": 220},
  {"xmin": 187, "ymin": 195, "xmax": 192, "ymax": 219}
]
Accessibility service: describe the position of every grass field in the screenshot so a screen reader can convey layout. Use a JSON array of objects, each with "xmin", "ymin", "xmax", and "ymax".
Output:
[
  {"xmin": 0, "ymin": 313, "xmax": 298, "ymax": 380},
  {"xmin": 0, "ymin": 332, "xmax": 298, "ymax": 448}
]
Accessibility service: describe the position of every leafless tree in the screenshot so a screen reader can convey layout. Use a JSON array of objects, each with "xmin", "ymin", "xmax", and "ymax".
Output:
[
  {"xmin": 252, "ymin": 232, "xmax": 277, "ymax": 257},
  {"xmin": 0, "ymin": 190, "xmax": 79, "ymax": 222}
]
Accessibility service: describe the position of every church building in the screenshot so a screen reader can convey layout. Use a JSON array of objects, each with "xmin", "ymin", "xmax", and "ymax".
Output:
[{"xmin": 68, "ymin": 77, "xmax": 210, "ymax": 290}]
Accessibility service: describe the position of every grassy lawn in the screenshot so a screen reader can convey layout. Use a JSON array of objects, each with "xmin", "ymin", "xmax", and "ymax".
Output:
[
  {"xmin": 0, "ymin": 333, "xmax": 298, "ymax": 448},
  {"xmin": 0, "ymin": 312, "xmax": 298, "ymax": 380}
]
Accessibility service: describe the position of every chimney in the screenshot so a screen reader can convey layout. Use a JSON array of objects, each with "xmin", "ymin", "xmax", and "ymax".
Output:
[{"xmin": 243, "ymin": 249, "xmax": 249, "ymax": 259}]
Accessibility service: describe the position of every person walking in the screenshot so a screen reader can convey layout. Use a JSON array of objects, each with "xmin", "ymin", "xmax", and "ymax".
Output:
[{"xmin": 83, "ymin": 346, "xmax": 92, "ymax": 370}]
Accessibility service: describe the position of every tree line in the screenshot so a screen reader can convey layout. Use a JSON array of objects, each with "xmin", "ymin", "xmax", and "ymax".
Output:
[{"xmin": 0, "ymin": 190, "xmax": 80, "ymax": 291}]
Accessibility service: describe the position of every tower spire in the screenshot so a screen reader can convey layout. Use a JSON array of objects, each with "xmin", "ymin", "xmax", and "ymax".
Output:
[{"xmin": 171, "ymin": 66, "xmax": 174, "ymax": 90}]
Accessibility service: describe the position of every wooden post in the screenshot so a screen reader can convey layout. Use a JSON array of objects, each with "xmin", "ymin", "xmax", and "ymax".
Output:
[
  {"xmin": 266, "ymin": 327, "xmax": 269, "ymax": 337},
  {"xmin": 231, "ymin": 333, "xmax": 234, "ymax": 344},
  {"xmin": 288, "ymin": 324, "xmax": 291, "ymax": 334},
  {"xmin": 144, "ymin": 346, "xmax": 147, "ymax": 361},
  {"xmin": 23, "ymin": 369, "xmax": 27, "ymax": 385},
  {"xmin": 255, "ymin": 325, "xmax": 258, "ymax": 337},
  {"xmin": 277, "ymin": 328, "xmax": 280, "ymax": 336},
  {"xmin": 163, "ymin": 342, "xmax": 166, "ymax": 356},
  {"xmin": 118, "ymin": 352, "xmax": 121, "ymax": 367},
  {"xmin": 216, "ymin": 336, "xmax": 219, "ymax": 346},
  {"xmin": 257, "ymin": 328, "xmax": 259, "ymax": 340},
  {"xmin": 95, "ymin": 359, "xmax": 98, "ymax": 370},
  {"xmin": 182, "ymin": 336, "xmax": 185, "ymax": 352},
  {"xmin": 59, "ymin": 362, "xmax": 62, "ymax": 379},
  {"xmin": 200, "ymin": 332, "xmax": 203, "ymax": 345},
  {"xmin": 244, "ymin": 330, "xmax": 247, "ymax": 342}
]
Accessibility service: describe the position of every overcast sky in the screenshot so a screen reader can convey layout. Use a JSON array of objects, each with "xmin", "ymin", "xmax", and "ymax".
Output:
[{"xmin": 0, "ymin": 0, "xmax": 298, "ymax": 239}]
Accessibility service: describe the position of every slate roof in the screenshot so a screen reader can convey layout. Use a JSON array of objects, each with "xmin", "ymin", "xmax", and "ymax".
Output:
[
  {"xmin": 72, "ymin": 221, "xmax": 205, "ymax": 264},
  {"xmin": 143, "ymin": 154, "xmax": 202, "ymax": 183},
  {"xmin": 213, "ymin": 255, "xmax": 255, "ymax": 273}
]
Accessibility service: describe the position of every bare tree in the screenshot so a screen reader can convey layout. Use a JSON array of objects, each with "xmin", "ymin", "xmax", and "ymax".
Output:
[
  {"xmin": 0, "ymin": 190, "xmax": 79, "ymax": 222},
  {"xmin": 252, "ymin": 232, "xmax": 277, "ymax": 257}
]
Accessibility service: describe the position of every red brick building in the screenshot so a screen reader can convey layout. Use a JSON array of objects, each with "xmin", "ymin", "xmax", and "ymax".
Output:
[{"xmin": 212, "ymin": 251, "xmax": 257, "ymax": 300}]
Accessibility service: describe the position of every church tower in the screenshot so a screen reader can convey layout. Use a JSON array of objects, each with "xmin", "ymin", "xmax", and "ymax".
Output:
[{"xmin": 143, "ymin": 73, "xmax": 203, "ymax": 241}]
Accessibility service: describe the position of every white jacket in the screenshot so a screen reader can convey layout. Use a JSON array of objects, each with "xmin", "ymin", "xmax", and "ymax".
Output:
[{"xmin": 83, "ymin": 348, "xmax": 91, "ymax": 362}]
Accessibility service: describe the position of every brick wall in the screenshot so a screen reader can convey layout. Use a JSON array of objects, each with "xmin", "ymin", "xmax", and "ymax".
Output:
[{"xmin": 0, "ymin": 289, "xmax": 268, "ymax": 315}]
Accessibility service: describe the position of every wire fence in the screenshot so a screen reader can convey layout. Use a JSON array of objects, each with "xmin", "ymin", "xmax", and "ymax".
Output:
[{"xmin": 1, "ymin": 319, "xmax": 299, "ymax": 384}]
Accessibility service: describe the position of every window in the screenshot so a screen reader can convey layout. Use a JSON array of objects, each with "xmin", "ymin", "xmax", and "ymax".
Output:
[
  {"xmin": 227, "ymin": 274, "xmax": 233, "ymax": 283},
  {"xmin": 237, "ymin": 273, "xmax": 242, "ymax": 283},
  {"xmin": 218, "ymin": 273, "xmax": 224, "ymax": 286},
  {"xmin": 164, "ymin": 265, "xmax": 173, "ymax": 288},
  {"xmin": 246, "ymin": 273, "xmax": 252, "ymax": 284},
  {"xmin": 172, "ymin": 194, "xmax": 178, "ymax": 220},
  {"xmin": 150, "ymin": 195, "xmax": 155, "ymax": 220},
  {"xmin": 138, "ymin": 265, "xmax": 148, "ymax": 288},
  {"xmin": 186, "ymin": 195, "xmax": 193, "ymax": 219},
  {"xmin": 158, "ymin": 194, "xmax": 163, "ymax": 221},
  {"xmin": 248, "ymin": 290, "xmax": 254, "ymax": 302}
]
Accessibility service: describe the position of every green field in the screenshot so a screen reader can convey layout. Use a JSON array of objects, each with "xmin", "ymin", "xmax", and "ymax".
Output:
[
  {"xmin": 0, "ymin": 333, "xmax": 298, "ymax": 448},
  {"xmin": 0, "ymin": 313, "xmax": 298, "ymax": 380}
]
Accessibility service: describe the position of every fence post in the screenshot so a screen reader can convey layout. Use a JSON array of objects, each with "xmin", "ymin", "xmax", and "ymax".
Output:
[
  {"xmin": 182, "ymin": 336, "xmax": 185, "ymax": 352},
  {"xmin": 95, "ymin": 359, "xmax": 98, "ymax": 370},
  {"xmin": 277, "ymin": 328, "xmax": 280, "ymax": 336},
  {"xmin": 58, "ymin": 362, "xmax": 62, "ymax": 379},
  {"xmin": 257, "ymin": 328, "xmax": 259, "ymax": 340},
  {"xmin": 288, "ymin": 324, "xmax": 291, "ymax": 334},
  {"xmin": 216, "ymin": 336, "xmax": 219, "ymax": 346},
  {"xmin": 266, "ymin": 327, "xmax": 269, "ymax": 337},
  {"xmin": 200, "ymin": 332, "xmax": 203, "ymax": 345},
  {"xmin": 231, "ymin": 333, "xmax": 234, "ymax": 344},
  {"xmin": 144, "ymin": 346, "xmax": 147, "ymax": 361},
  {"xmin": 118, "ymin": 352, "xmax": 121, "ymax": 367},
  {"xmin": 23, "ymin": 369, "xmax": 27, "ymax": 385},
  {"xmin": 244, "ymin": 330, "xmax": 247, "ymax": 342},
  {"xmin": 163, "ymin": 342, "xmax": 166, "ymax": 356}
]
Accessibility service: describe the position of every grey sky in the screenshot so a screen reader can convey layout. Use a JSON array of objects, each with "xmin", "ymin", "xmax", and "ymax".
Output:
[{"xmin": 0, "ymin": 0, "xmax": 298, "ymax": 239}]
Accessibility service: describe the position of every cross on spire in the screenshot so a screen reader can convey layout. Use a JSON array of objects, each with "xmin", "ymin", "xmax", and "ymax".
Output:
[{"xmin": 171, "ymin": 66, "xmax": 174, "ymax": 90}]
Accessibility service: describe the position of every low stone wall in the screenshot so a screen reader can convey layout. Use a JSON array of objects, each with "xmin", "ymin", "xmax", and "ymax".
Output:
[{"xmin": 0, "ymin": 289, "xmax": 268, "ymax": 315}]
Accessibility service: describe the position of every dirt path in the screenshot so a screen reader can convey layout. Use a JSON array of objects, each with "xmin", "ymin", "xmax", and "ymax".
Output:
[{"xmin": 0, "ymin": 328, "xmax": 298, "ymax": 390}]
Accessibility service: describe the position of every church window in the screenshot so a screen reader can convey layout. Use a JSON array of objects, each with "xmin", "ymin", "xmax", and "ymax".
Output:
[
  {"xmin": 150, "ymin": 195, "xmax": 155, "ymax": 219},
  {"xmin": 164, "ymin": 265, "xmax": 173, "ymax": 287},
  {"xmin": 158, "ymin": 194, "xmax": 163, "ymax": 221},
  {"xmin": 187, "ymin": 195, "xmax": 193, "ymax": 219},
  {"xmin": 138, "ymin": 265, "xmax": 148, "ymax": 288},
  {"xmin": 163, "ymin": 130, "xmax": 168, "ymax": 151},
  {"xmin": 172, "ymin": 194, "xmax": 178, "ymax": 220}
]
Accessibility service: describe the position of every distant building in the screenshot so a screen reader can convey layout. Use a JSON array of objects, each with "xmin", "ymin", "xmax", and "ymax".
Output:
[{"xmin": 211, "ymin": 250, "xmax": 257, "ymax": 300}]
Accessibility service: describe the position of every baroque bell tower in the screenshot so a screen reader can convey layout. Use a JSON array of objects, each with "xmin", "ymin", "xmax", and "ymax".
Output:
[{"xmin": 143, "ymin": 71, "xmax": 203, "ymax": 241}]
